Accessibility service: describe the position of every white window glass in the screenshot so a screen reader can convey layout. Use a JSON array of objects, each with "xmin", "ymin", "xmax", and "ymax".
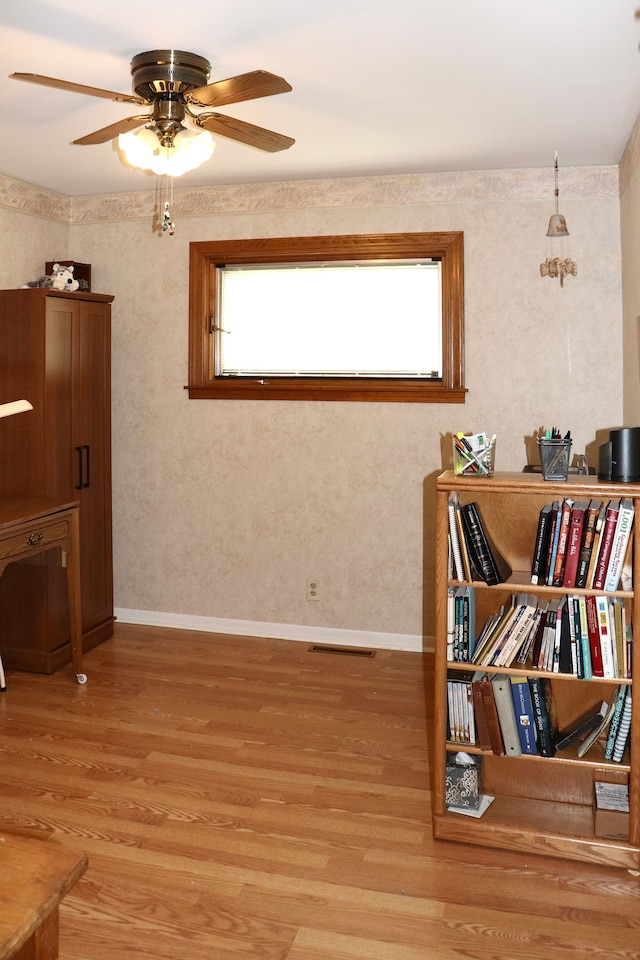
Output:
[{"xmin": 217, "ymin": 261, "xmax": 442, "ymax": 379}]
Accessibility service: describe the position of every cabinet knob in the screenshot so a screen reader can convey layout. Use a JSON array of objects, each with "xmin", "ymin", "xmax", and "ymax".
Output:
[{"xmin": 27, "ymin": 531, "xmax": 44, "ymax": 547}]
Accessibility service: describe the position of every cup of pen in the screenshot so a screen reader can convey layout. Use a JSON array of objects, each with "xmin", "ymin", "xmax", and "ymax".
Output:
[
  {"xmin": 452, "ymin": 434, "xmax": 496, "ymax": 477},
  {"xmin": 538, "ymin": 436, "xmax": 572, "ymax": 481}
]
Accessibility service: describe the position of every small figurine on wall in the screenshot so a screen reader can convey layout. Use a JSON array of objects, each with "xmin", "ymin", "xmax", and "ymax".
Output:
[{"xmin": 21, "ymin": 262, "xmax": 80, "ymax": 292}]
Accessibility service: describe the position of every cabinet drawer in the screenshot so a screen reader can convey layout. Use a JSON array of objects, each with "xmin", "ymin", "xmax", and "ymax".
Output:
[{"xmin": 0, "ymin": 519, "xmax": 70, "ymax": 562}]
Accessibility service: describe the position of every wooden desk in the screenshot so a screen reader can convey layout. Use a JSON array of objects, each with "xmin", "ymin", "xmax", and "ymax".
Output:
[
  {"xmin": 0, "ymin": 499, "xmax": 85, "ymax": 684},
  {"xmin": 0, "ymin": 833, "xmax": 87, "ymax": 960}
]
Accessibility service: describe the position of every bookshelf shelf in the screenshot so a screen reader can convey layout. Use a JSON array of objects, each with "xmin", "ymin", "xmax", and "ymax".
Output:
[{"xmin": 433, "ymin": 470, "xmax": 640, "ymax": 869}]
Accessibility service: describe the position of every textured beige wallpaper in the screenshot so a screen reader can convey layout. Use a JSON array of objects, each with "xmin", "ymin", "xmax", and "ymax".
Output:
[
  {"xmin": 0, "ymin": 164, "xmax": 625, "ymax": 650},
  {"xmin": 620, "ymin": 113, "xmax": 640, "ymax": 426}
]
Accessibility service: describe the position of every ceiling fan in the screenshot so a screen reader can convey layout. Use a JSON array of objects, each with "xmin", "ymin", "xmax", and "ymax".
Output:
[{"xmin": 10, "ymin": 49, "xmax": 295, "ymax": 163}]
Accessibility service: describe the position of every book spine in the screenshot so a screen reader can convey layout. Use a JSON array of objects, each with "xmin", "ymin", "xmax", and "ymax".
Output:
[
  {"xmin": 510, "ymin": 677, "xmax": 538, "ymax": 755},
  {"xmin": 612, "ymin": 689, "xmax": 632, "ymax": 762},
  {"xmin": 479, "ymin": 677, "xmax": 506, "ymax": 755},
  {"xmin": 528, "ymin": 676, "xmax": 555, "ymax": 757},
  {"xmin": 593, "ymin": 501, "xmax": 620, "ymax": 590},
  {"xmin": 585, "ymin": 594, "xmax": 604, "ymax": 677},
  {"xmin": 596, "ymin": 595, "xmax": 616, "ymax": 678},
  {"xmin": 531, "ymin": 504, "xmax": 552, "ymax": 585},
  {"xmin": 577, "ymin": 594, "xmax": 592, "ymax": 680},
  {"xmin": 471, "ymin": 675, "xmax": 492, "ymax": 751},
  {"xmin": 552, "ymin": 499, "xmax": 574, "ymax": 586},
  {"xmin": 562, "ymin": 504, "xmax": 586, "ymax": 588},
  {"xmin": 461, "ymin": 503, "xmax": 501, "ymax": 586},
  {"xmin": 604, "ymin": 685, "xmax": 628, "ymax": 760},
  {"xmin": 575, "ymin": 501, "xmax": 600, "ymax": 588},
  {"xmin": 604, "ymin": 499, "xmax": 635, "ymax": 592},
  {"xmin": 545, "ymin": 502, "xmax": 562, "ymax": 586},
  {"xmin": 586, "ymin": 506, "xmax": 607, "ymax": 588},
  {"xmin": 491, "ymin": 675, "xmax": 522, "ymax": 756},
  {"xmin": 447, "ymin": 495, "xmax": 465, "ymax": 581}
]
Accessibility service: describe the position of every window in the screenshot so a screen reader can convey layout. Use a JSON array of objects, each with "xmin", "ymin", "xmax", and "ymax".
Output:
[{"xmin": 188, "ymin": 232, "xmax": 465, "ymax": 402}]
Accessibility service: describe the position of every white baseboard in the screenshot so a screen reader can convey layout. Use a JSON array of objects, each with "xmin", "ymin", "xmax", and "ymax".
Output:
[{"xmin": 114, "ymin": 608, "xmax": 427, "ymax": 653}]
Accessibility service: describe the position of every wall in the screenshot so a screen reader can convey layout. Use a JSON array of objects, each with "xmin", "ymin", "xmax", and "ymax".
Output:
[
  {"xmin": 0, "ymin": 165, "xmax": 624, "ymax": 652},
  {"xmin": 620, "ymin": 115, "xmax": 640, "ymax": 425}
]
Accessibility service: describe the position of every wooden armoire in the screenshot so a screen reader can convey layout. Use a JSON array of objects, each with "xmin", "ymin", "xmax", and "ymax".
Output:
[{"xmin": 0, "ymin": 288, "xmax": 114, "ymax": 672}]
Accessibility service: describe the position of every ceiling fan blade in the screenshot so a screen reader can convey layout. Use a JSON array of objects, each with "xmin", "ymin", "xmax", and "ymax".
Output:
[
  {"xmin": 73, "ymin": 115, "xmax": 151, "ymax": 145},
  {"xmin": 196, "ymin": 113, "xmax": 295, "ymax": 152},
  {"xmin": 187, "ymin": 70, "xmax": 292, "ymax": 107},
  {"xmin": 10, "ymin": 72, "xmax": 146, "ymax": 105}
]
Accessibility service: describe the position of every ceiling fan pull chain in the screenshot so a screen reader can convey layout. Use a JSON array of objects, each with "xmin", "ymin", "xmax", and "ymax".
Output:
[{"xmin": 162, "ymin": 176, "xmax": 175, "ymax": 236}]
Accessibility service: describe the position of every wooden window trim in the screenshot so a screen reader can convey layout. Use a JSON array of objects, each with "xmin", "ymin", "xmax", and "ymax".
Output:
[{"xmin": 188, "ymin": 232, "xmax": 466, "ymax": 402}]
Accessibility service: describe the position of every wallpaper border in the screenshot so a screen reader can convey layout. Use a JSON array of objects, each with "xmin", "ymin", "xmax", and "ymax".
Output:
[{"xmin": 0, "ymin": 165, "xmax": 619, "ymax": 225}]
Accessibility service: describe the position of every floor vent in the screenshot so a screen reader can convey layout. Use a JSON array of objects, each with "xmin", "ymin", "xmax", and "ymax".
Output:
[{"xmin": 308, "ymin": 645, "xmax": 376, "ymax": 658}]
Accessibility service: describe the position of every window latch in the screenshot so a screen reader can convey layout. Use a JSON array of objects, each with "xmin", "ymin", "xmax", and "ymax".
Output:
[{"xmin": 209, "ymin": 317, "xmax": 230, "ymax": 334}]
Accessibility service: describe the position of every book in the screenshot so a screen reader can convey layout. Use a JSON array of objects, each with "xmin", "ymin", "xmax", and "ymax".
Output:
[
  {"xmin": 447, "ymin": 494, "xmax": 465, "ymax": 581},
  {"xmin": 516, "ymin": 603, "xmax": 545, "ymax": 665},
  {"xmin": 586, "ymin": 504, "xmax": 607, "ymax": 588},
  {"xmin": 576, "ymin": 594, "xmax": 592, "ymax": 680},
  {"xmin": 562, "ymin": 500, "xmax": 589, "ymax": 588},
  {"xmin": 593, "ymin": 500, "xmax": 621, "ymax": 590},
  {"xmin": 545, "ymin": 500, "xmax": 562, "ymax": 586},
  {"xmin": 452, "ymin": 586, "xmax": 475, "ymax": 662},
  {"xmin": 531, "ymin": 502, "xmax": 553, "ymax": 585},
  {"xmin": 460, "ymin": 502, "xmax": 509, "ymax": 586},
  {"xmin": 577, "ymin": 688, "xmax": 619, "ymax": 758},
  {"xmin": 528, "ymin": 602, "xmax": 549, "ymax": 667},
  {"xmin": 528, "ymin": 676, "xmax": 557, "ymax": 757},
  {"xmin": 491, "ymin": 595, "xmax": 539, "ymax": 668},
  {"xmin": 478, "ymin": 674, "xmax": 506, "ymax": 755},
  {"xmin": 555, "ymin": 700, "xmax": 609, "ymax": 751},
  {"xmin": 471, "ymin": 671, "xmax": 492, "ymax": 751},
  {"xmin": 584, "ymin": 594, "xmax": 605, "ymax": 678},
  {"xmin": 604, "ymin": 498, "xmax": 635, "ymax": 592},
  {"xmin": 604, "ymin": 684, "xmax": 629, "ymax": 760},
  {"xmin": 552, "ymin": 498, "xmax": 574, "ymax": 586},
  {"xmin": 611, "ymin": 596, "xmax": 624, "ymax": 678},
  {"xmin": 595, "ymin": 594, "xmax": 616, "ymax": 678},
  {"xmin": 612, "ymin": 688, "xmax": 632, "ymax": 763},
  {"xmin": 491, "ymin": 674, "xmax": 522, "ymax": 756},
  {"xmin": 575, "ymin": 499, "xmax": 602, "ymax": 588},
  {"xmin": 480, "ymin": 596, "xmax": 526, "ymax": 666},
  {"xmin": 470, "ymin": 605, "xmax": 506, "ymax": 666},
  {"xmin": 454, "ymin": 502, "xmax": 474, "ymax": 582},
  {"xmin": 446, "ymin": 585, "xmax": 456, "ymax": 660},
  {"xmin": 509, "ymin": 676, "xmax": 538, "ymax": 755},
  {"xmin": 558, "ymin": 596, "xmax": 573, "ymax": 675},
  {"xmin": 538, "ymin": 598, "xmax": 560, "ymax": 671},
  {"xmin": 567, "ymin": 595, "xmax": 580, "ymax": 677},
  {"xmin": 447, "ymin": 676, "xmax": 474, "ymax": 743}
]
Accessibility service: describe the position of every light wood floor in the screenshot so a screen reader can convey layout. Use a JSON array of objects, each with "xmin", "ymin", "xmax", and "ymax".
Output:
[{"xmin": 0, "ymin": 624, "xmax": 639, "ymax": 960}]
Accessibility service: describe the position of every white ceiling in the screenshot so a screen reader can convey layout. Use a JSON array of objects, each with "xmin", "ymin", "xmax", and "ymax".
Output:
[{"xmin": 2, "ymin": 0, "xmax": 640, "ymax": 198}]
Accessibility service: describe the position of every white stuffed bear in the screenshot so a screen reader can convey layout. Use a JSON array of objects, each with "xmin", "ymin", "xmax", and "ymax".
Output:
[{"xmin": 21, "ymin": 263, "xmax": 80, "ymax": 292}]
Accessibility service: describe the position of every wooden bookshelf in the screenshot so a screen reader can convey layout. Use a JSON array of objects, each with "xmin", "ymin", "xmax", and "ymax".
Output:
[{"xmin": 433, "ymin": 471, "xmax": 640, "ymax": 869}]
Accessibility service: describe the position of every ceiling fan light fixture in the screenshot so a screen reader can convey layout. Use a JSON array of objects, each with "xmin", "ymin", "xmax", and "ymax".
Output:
[{"xmin": 118, "ymin": 126, "xmax": 215, "ymax": 176}]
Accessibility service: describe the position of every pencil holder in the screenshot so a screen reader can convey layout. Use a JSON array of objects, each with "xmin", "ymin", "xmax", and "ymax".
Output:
[
  {"xmin": 452, "ymin": 434, "xmax": 496, "ymax": 477},
  {"xmin": 538, "ymin": 437, "xmax": 572, "ymax": 480}
]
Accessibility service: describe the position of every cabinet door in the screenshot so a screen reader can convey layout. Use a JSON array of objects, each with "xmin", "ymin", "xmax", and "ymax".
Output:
[
  {"xmin": 73, "ymin": 300, "xmax": 113, "ymax": 633},
  {"xmin": 0, "ymin": 292, "xmax": 113, "ymax": 672}
]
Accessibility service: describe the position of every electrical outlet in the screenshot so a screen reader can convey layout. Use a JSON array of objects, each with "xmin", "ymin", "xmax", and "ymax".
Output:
[{"xmin": 306, "ymin": 579, "xmax": 319, "ymax": 601}]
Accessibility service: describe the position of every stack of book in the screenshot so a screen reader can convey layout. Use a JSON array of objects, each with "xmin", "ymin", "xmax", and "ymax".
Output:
[
  {"xmin": 447, "ymin": 590, "xmax": 633, "ymax": 679},
  {"xmin": 446, "ymin": 671, "xmax": 633, "ymax": 762},
  {"xmin": 531, "ymin": 497, "xmax": 635, "ymax": 592}
]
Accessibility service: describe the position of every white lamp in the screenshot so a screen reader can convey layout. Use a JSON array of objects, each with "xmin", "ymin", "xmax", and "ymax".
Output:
[{"xmin": 119, "ymin": 126, "xmax": 215, "ymax": 177}]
